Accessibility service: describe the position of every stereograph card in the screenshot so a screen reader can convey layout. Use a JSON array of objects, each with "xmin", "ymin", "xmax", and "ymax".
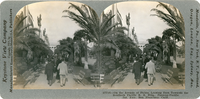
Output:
[{"xmin": 0, "ymin": 0, "xmax": 199, "ymax": 99}]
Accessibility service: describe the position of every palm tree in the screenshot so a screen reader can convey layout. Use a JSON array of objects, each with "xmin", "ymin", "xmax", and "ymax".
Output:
[
  {"xmin": 28, "ymin": 35, "xmax": 52, "ymax": 65},
  {"xmin": 14, "ymin": 15, "xmax": 39, "ymax": 58},
  {"xmin": 63, "ymin": 3, "xmax": 127, "ymax": 73},
  {"xmin": 54, "ymin": 37, "xmax": 74, "ymax": 62},
  {"xmin": 162, "ymin": 37, "xmax": 174, "ymax": 64},
  {"xmin": 143, "ymin": 36, "xmax": 163, "ymax": 61},
  {"xmin": 115, "ymin": 33, "xmax": 140, "ymax": 62},
  {"xmin": 14, "ymin": 13, "xmax": 52, "ymax": 74},
  {"xmin": 151, "ymin": 2, "xmax": 185, "ymax": 60}
]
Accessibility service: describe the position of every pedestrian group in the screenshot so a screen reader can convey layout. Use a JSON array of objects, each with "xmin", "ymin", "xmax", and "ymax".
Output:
[
  {"xmin": 132, "ymin": 56, "xmax": 156, "ymax": 86},
  {"xmin": 45, "ymin": 57, "xmax": 68, "ymax": 87},
  {"xmin": 44, "ymin": 55, "xmax": 156, "ymax": 87}
]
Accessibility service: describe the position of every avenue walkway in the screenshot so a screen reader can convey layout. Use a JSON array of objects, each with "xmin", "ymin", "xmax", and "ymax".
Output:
[
  {"xmin": 110, "ymin": 72, "xmax": 184, "ymax": 89},
  {"xmin": 14, "ymin": 69, "xmax": 184, "ymax": 89}
]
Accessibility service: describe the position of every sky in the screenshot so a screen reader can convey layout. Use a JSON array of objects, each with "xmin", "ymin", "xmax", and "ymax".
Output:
[
  {"xmin": 17, "ymin": 1, "xmax": 82, "ymax": 46},
  {"xmin": 104, "ymin": 1, "xmax": 170, "ymax": 45},
  {"xmin": 16, "ymin": 1, "xmax": 173, "ymax": 47}
]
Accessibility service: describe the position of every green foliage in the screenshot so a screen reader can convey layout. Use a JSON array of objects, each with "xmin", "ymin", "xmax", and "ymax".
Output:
[
  {"xmin": 151, "ymin": 2, "xmax": 185, "ymax": 42},
  {"xmin": 151, "ymin": 2, "xmax": 185, "ymax": 62},
  {"xmin": 55, "ymin": 37, "xmax": 75, "ymax": 62},
  {"xmin": 115, "ymin": 34, "xmax": 141, "ymax": 58},
  {"xmin": 14, "ymin": 14, "xmax": 52, "ymax": 75},
  {"xmin": 143, "ymin": 36, "xmax": 163, "ymax": 61},
  {"xmin": 63, "ymin": 3, "xmax": 129, "ymax": 73}
]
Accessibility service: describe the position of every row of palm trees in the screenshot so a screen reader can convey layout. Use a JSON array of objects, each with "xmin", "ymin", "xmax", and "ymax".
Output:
[
  {"xmin": 54, "ymin": 3, "xmax": 141, "ymax": 73},
  {"xmin": 14, "ymin": 2, "xmax": 185, "ymax": 75},
  {"xmin": 144, "ymin": 2, "xmax": 185, "ymax": 64},
  {"xmin": 14, "ymin": 13, "xmax": 53, "ymax": 75},
  {"xmin": 13, "ymin": 1, "xmax": 185, "ymax": 76},
  {"xmin": 57, "ymin": 2, "xmax": 186, "ymax": 72}
]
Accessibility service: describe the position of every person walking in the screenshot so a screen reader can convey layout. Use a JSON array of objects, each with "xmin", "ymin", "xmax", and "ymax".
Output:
[
  {"xmin": 143, "ymin": 55, "xmax": 150, "ymax": 81},
  {"xmin": 45, "ymin": 58, "xmax": 54, "ymax": 86},
  {"xmin": 172, "ymin": 58, "xmax": 177, "ymax": 68},
  {"xmin": 55, "ymin": 57, "xmax": 62, "ymax": 82},
  {"xmin": 57, "ymin": 59, "xmax": 68, "ymax": 87},
  {"xmin": 132, "ymin": 58, "xmax": 143, "ymax": 85},
  {"xmin": 145, "ymin": 57, "xmax": 156, "ymax": 86}
]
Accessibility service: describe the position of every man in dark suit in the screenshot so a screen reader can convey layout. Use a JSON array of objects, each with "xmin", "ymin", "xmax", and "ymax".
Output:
[
  {"xmin": 45, "ymin": 58, "xmax": 54, "ymax": 86},
  {"xmin": 132, "ymin": 58, "xmax": 143, "ymax": 85}
]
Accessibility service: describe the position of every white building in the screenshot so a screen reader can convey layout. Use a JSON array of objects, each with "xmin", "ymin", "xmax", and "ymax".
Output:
[{"xmin": 49, "ymin": 46, "xmax": 56, "ymax": 53}]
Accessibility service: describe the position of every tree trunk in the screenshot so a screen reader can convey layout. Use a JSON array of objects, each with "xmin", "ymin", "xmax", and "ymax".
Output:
[
  {"xmin": 98, "ymin": 38, "xmax": 101, "ymax": 73},
  {"xmin": 97, "ymin": 48, "xmax": 100, "ymax": 73},
  {"xmin": 173, "ymin": 36, "xmax": 176, "ymax": 60},
  {"xmin": 69, "ymin": 52, "xmax": 74, "ymax": 62},
  {"xmin": 157, "ymin": 51, "xmax": 162, "ymax": 61},
  {"xmin": 78, "ymin": 54, "xmax": 82, "ymax": 66},
  {"xmin": 84, "ymin": 39, "xmax": 88, "ymax": 69},
  {"xmin": 173, "ymin": 42, "xmax": 176, "ymax": 61},
  {"xmin": 167, "ymin": 51, "xmax": 171, "ymax": 65},
  {"xmin": 111, "ymin": 49, "xmax": 115, "ymax": 57}
]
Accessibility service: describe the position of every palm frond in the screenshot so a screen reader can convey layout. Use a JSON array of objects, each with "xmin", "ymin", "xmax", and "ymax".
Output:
[
  {"xmin": 13, "ymin": 16, "xmax": 27, "ymax": 31},
  {"xmin": 67, "ymin": 3, "xmax": 88, "ymax": 19},
  {"xmin": 74, "ymin": 29, "xmax": 97, "ymax": 43},
  {"xmin": 151, "ymin": 2, "xmax": 185, "ymax": 42}
]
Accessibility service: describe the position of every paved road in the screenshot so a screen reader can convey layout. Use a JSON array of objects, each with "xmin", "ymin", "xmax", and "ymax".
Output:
[
  {"xmin": 24, "ymin": 71, "xmax": 95, "ymax": 89},
  {"xmin": 14, "ymin": 70, "xmax": 184, "ymax": 89},
  {"xmin": 110, "ymin": 72, "xmax": 184, "ymax": 89},
  {"xmin": 14, "ymin": 57, "xmax": 185, "ymax": 89}
]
